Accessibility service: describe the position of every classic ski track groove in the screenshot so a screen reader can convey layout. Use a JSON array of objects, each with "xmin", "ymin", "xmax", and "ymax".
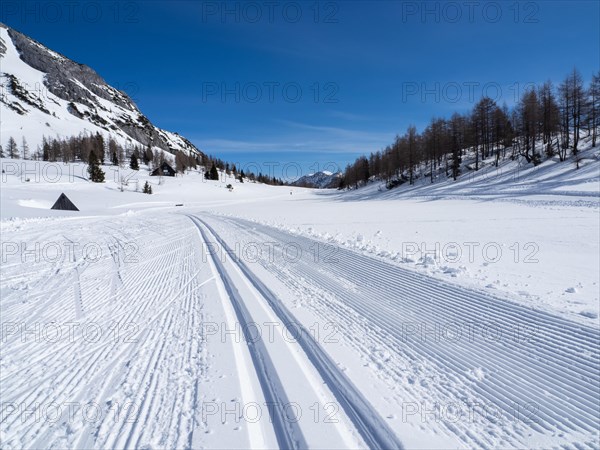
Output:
[
  {"xmin": 189, "ymin": 214, "xmax": 313, "ymax": 450},
  {"xmin": 189, "ymin": 214, "xmax": 404, "ymax": 450}
]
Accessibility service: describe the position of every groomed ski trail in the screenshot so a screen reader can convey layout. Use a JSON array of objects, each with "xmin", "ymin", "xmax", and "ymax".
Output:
[
  {"xmin": 199, "ymin": 214, "xmax": 600, "ymax": 449},
  {"xmin": 187, "ymin": 214, "xmax": 404, "ymax": 450}
]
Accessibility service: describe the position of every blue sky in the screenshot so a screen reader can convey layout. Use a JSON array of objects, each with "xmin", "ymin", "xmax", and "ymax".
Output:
[{"xmin": 2, "ymin": 1, "xmax": 599, "ymax": 178}]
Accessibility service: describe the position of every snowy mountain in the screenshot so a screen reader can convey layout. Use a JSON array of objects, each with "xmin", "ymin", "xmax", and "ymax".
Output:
[
  {"xmin": 0, "ymin": 23, "xmax": 202, "ymax": 157},
  {"xmin": 292, "ymin": 170, "xmax": 342, "ymax": 188}
]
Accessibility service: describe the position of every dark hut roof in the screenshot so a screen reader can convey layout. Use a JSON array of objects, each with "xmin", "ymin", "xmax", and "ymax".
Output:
[
  {"xmin": 151, "ymin": 161, "xmax": 176, "ymax": 176},
  {"xmin": 51, "ymin": 193, "xmax": 79, "ymax": 211}
]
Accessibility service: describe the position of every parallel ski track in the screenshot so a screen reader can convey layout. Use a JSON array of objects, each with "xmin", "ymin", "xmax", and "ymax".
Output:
[
  {"xmin": 189, "ymin": 214, "xmax": 308, "ymax": 450},
  {"xmin": 189, "ymin": 214, "xmax": 404, "ymax": 450}
]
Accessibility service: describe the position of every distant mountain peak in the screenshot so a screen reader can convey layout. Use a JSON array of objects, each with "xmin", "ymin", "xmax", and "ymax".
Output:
[{"xmin": 292, "ymin": 171, "xmax": 342, "ymax": 189}]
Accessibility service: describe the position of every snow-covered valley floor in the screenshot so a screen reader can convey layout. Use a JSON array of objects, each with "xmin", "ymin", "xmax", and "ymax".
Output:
[{"xmin": 1, "ymin": 153, "xmax": 599, "ymax": 449}]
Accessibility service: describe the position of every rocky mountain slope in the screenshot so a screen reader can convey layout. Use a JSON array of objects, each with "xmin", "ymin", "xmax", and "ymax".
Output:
[{"xmin": 0, "ymin": 23, "xmax": 202, "ymax": 157}]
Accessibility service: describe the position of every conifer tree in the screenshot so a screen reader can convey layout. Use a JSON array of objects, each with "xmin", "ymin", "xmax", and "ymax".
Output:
[
  {"xmin": 130, "ymin": 153, "xmax": 139, "ymax": 170},
  {"xmin": 42, "ymin": 138, "xmax": 50, "ymax": 161},
  {"xmin": 210, "ymin": 163, "xmax": 219, "ymax": 180},
  {"xmin": 108, "ymin": 138, "xmax": 119, "ymax": 165},
  {"xmin": 88, "ymin": 151, "xmax": 105, "ymax": 182},
  {"xmin": 7, "ymin": 137, "xmax": 18, "ymax": 159}
]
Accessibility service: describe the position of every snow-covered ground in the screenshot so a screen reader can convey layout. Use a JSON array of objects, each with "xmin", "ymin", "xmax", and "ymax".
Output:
[
  {"xmin": 211, "ymin": 145, "xmax": 600, "ymax": 324},
  {"xmin": 1, "ymin": 147, "xmax": 599, "ymax": 449}
]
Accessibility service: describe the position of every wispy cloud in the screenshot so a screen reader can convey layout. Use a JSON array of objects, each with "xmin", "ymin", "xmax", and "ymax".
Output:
[
  {"xmin": 278, "ymin": 119, "xmax": 394, "ymax": 143},
  {"xmin": 191, "ymin": 120, "xmax": 395, "ymax": 156},
  {"xmin": 327, "ymin": 110, "xmax": 372, "ymax": 121}
]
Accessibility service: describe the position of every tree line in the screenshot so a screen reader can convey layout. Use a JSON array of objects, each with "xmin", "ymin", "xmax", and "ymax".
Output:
[
  {"xmin": 340, "ymin": 68, "xmax": 600, "ymax": 190},
  {"xmin": 1, "ymin": 133, "xmax": 285, "ymax": 186},
  {"xmin": 202, "ymin": 156, "xmax": 285, "ymax": 185}
]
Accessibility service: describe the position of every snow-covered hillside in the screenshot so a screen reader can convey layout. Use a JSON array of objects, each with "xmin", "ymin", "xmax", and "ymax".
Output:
[
  {"xmin": 350, "ymin": 138, "xmax": 600, "ymax": 202},
  {"xmin": 0, "ymin": 23, "xmax": 202, "ymax": 158}
]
